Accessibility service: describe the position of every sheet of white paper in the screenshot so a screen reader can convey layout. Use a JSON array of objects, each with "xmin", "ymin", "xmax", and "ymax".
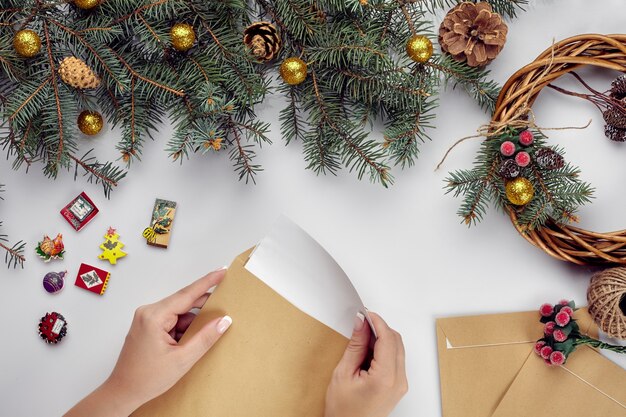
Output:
[{"xmin": 245, "ymin": 216, "xmax": 372, "ymax": 339}]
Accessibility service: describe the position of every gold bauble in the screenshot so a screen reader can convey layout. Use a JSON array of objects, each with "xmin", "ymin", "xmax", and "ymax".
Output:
[
  {"xmin": 170, "ymin": 23, "xmax": 196, "ymax": 52},
  {"xmin": 505, "ymin": 177, "xmax": 534, "ymax": 206},
  {"xmin": 13, "ymin": 30, "xmax": 41, "ymax": 58},
  {"xmin": 406, "ymin": 35, "xmax": 433, "ymax": 63},
  {"xmin": 74, "ymin": 0, "xmax": 100, "ymax": 9},
  {"xmin": 77, "ymin": 111, "xmax": 104, "ymax": 135},
  {"xmin": 279, "ymin": 57, "xmax": 307, "ymax": 85}
]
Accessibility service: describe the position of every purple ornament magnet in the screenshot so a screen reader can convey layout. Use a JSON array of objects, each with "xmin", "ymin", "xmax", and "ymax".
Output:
[{"xmin": 43, "ymin": 271, "xmax": 66, "ymax": 294}]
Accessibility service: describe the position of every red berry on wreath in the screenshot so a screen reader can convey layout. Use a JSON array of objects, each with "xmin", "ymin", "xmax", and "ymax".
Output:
[
  {"xmin": 534, "ymin": 340, "xmax": 546, "ymax": 355},
  {"xmin": 500, "ymin": 141, "xmax": 516, "ymax": 156},
  {"xmin": 544, "ymin": 321, "xmax": 556, "ymax": 336},
  {"xmin": 540, "ymin": 345, "xmax": 553, "ymax": 360},
  {"xmin": 518, "ymin": 130, "xmax": 534, "ymax": 146},
  {"xmin": 515, "ymin": 151, "xmax": 531, "ymax": 167},
  {"xmin": 553, "ymin": 329, "xmax": 568, "ymax": 342},
  {"xmin": 560, "ymin": 306, "xmax": 574, "ymax": 316},
  {"xmin": 549, "ymin": 350, "xmax": 566, "ymax": 366},
  {"xmin": 555, "ymin": 311, "xmax": 571, "ymax": 326},
  {"xmin": 559, "ymin": 299, "xmax": 570, "ymax": 306}
]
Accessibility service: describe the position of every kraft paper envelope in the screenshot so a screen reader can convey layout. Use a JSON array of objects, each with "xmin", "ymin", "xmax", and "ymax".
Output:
[
  {"xmin": 492, "ymin": 345, "xmax": 626, "ymax": 416},
  {"xmin": 436, "ymin": 308, "xmax": 598, "ymax": 417},
  {"xmin": 134, "ymin": 217, "xmax": 370, "ymax": 417}
]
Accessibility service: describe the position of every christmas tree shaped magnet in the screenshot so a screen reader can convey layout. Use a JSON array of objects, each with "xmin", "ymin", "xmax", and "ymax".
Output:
[{"xmin": 98, "ymin": 227, "xmax": 127, "ymax": 265}]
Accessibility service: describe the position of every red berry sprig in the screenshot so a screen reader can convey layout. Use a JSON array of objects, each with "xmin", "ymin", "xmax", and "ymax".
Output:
[{"xmin": 535, "ymin": 300, "xmax": 626, "ymax": 366}]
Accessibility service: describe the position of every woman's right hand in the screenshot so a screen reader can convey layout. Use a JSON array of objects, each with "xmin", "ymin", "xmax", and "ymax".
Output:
[{"xmin": 324, "ymin": 312, "xmax": 408, "ymax": 417}]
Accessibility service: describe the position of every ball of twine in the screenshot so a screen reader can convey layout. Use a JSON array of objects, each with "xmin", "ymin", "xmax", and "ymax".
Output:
[{"xmin": 587, "ymin": 267, "xmax": 626, "ymax": 339}]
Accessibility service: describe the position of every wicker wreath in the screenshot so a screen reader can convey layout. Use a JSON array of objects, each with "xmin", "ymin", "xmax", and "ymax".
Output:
[
  {"xmin": 448, "ymin": 34, "xmax": 626, "ymax": 266},
  {"xmin": 496, "ymin": 34, "xmax": 626, "ymax": 265}
]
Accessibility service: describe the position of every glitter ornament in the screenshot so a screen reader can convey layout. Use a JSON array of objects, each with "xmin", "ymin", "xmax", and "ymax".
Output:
[
  {"xmin": 170, "ymin": 23, "xmax": 196, "ymax": 52},
  {"xmin": 514, "ymin": 151, "xmax": 531, "ymax": 167},
  {"xmin": 77, "ymin": 110, "xmax": 104, "ymax": 135},
  {"xmin": 74, "ymin": 0, "xmax": 100, "ymax": 9},
  {"xmin": 406, "ymin": 35, "xmax": 433, "ymax": 63},
  {"xmin": 519, "ymin": 130, "xmax": 534, "ymax": 146},
  {"xmin": 280, "ymin": 57, "xmax": 307, "ymax": 85},
  {"xmin": 500, "ymin": 141, "xmax": 515, "ymax": 157},
  {"xmin": 505, "ymin": 177, "xmax": 534, "ymax": 206},
  {"xmin": 13, "ymin": 30, "xmax": 41, "ymax": 58},
  {"xmin": 43, "ymin": 271, "xmax": 67, "ymax": 294}
]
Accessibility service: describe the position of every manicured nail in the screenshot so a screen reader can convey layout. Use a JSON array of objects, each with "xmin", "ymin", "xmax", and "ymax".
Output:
[
  {"xmin": 354, "ymin": 312, "xmax": 365, "ymax": 331},
  {"xmin": 217, "ymin": 316, "xmax": 232, "ymax": 334}
]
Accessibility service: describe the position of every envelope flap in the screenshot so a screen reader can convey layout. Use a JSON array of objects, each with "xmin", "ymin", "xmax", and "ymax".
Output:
[
  {"xmin": 437, "ymin": 311, "xmax": 541, "ymax": 347},
  {"xmin": 438, "ymin": 308, "xmax": 598, "ymax": 348}
]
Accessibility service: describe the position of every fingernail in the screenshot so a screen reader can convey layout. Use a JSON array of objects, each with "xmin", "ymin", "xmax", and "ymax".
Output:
[
  {"xmin": 354, "ymin": 312, "xmax": 365, "ymax": 331},
  {"xmin": 217, "ymin": 315, "xmax": 232, "ymax": 334}
]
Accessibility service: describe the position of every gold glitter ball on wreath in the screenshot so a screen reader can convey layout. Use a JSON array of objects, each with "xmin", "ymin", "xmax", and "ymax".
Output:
[
  {"xmin": 279, "ymin": 57, "xmax": 307, "ymax": 85},
  {"xmin": 13, "ymin": 30, "xmax": 41, "ymax": 58},
  {"xmin": 170, "ymin": 23, "xmax": 196, "ymax": 52},
  {"xmin": 505, "ymin": 177, "xmax": 534, "ymax": 206},
  {"xmin": 77, "ymin": 111, "xmax": 104, "ymax": 136},
  {"xmin": 406, "ymin": 35, "xmax": 433, "ymax": 63},
  {"xmin": 74, "ymin": 0, "xmax": 100, "ymax": 10}
]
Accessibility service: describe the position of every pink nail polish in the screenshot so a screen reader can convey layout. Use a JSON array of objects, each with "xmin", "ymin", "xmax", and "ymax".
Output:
[
  {"xmin": 217, "ymin": 316, "xmax": 232, "ymax": 334},
  {"xmin": 353, "ymin": 313, "xmax": 365, "ymax": 331}
]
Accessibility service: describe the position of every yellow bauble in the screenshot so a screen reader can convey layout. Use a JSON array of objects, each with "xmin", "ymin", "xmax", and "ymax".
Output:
[
  {"xmin": 13, "ymin": 30, "xmax": 41, "ymax": 58},
  {"xmin": 77, "ymin": 111, "xmax": 104, "ymax": 135},
  {"xmin": 74, "ymin": 0, "xmax": 100, "ymax": 9},
  {"xmin": 406, "ymin": 35, "xmax": 433, "ymax": 63},
  {"xmin": 170, "ymin": 23, "xmax": 196, "ymax": 52},
  {"xmin": 506, "ymin": 177, "xmax": 534, "ymax": 206},
  {"xmin": 280, "ymin": 57, "xmax": 307, "ymax": 85}
]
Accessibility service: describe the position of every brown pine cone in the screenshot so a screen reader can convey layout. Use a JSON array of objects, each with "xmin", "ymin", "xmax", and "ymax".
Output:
[
  {"xmin": 535, "ymin": 147, "xmax": 564, "ymax": 170},
  {"xmin": 58, "ymin": 56, "xmax": 100, "ymax": 89},
  {"xmin": 243, "ymin": 22, "xmax": 281, "ymax": 63},
  {"xmin": 605, "ymin": 124, "xmax": 626, "ymax": 142},
  {"xmin": 438, "ymin": 2, "xmax": 508, "ymax": 67},
  {"xmin": 610, "ymin": 74, "xmax": 626, "ymax": 99},
  {"xmin": 603, "ymin": 106, "xmax": 626, "ymax": 129},
  {"xmin": 498, "ymin": 158, "xmax": 520, "ymax": 179}
]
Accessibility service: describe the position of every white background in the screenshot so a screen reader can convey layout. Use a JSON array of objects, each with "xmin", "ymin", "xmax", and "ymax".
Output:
[{"xmin": 1, "ymin": 1, "xmax": 625, "ymax": 416}]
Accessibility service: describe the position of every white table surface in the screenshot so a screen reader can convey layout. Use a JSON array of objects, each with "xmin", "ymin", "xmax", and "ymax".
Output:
[{"xmin": 1, "ymin": 1, "xmax": 625, "ymax": 416}]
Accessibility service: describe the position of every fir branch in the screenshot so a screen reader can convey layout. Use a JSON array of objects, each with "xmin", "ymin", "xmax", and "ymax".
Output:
[
  {"xmin": 42, "ymin": 21, "xmax": 65, "ymax": 166},
  {"xmin": 0, "ymin": 186, "xmax": 25, "ymax": 268},
  {"xmin": 70, "ymin": 151, "xmax": 127, "ymax": 198}
]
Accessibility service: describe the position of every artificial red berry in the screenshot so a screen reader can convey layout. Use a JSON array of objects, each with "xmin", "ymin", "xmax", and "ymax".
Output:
[
  {"xmin": 534, "ymin": 341, "xmax": 546, "ymax": 355},
  {"xmin": 560, "ymin": 306, "xmax": 574, "ymax": 317},
  {"xmin": 549, "ymin": 350, "xmax": 566, "ymax": 366},
  {"xmin": 515, "ymin": 151, "xmax": 531, "ymax": 167},
  {"xmin": 559, "ymin": 299, "xmax": 570, "ymax": 306},
  {"xmin": 544, "ymin": 321, "xmax": 556, "ymax": 336},
  {"xmin": 539, "ymin": 303, "xmax": 554, "ymax": 317},
  {"xmin": 540, "ymin": 345, "xmax": 553, "ymax": 360},
  {"xmin": 500, "ymin": 141, "xmax": 516, "ymax": 157},
  {"xmin": 555, "ymin": 311, "xmax": 571, "ymax": 327},
  {"xmin": 553, "ymin": 329, "xmax": 568, "ymax": 342},
  {"xmin": 519, "ymin": 130, "xmax": 534, "ymax": 146}
]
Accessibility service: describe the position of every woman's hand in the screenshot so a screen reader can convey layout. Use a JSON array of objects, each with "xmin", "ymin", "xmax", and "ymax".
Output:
[
  {"xmin": 324, "ymin": 312, "xmax": 408, "ymax": 417},
  {"xmin": 64, "ymin": 268, "xmax": 232, "ymax": 417}
]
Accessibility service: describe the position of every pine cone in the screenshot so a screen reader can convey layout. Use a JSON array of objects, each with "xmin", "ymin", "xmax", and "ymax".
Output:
[
  {"xmin": 535, "ymin": 147, "xmax": 564, "ymax": 170},
  {"xmin": 243, "ymin": 22, "xmax": 281, "ymax": 62},
  {"xmin": 610, "ymin": 74, "xmax": 626, "ymax": 99},
  {"xmin": 438, "ymin": 2, "xmax": 508, "ymax": 67},
  {"xmin": 58, "ymin": 56, "xmax": 100, "ymax": 89},
  {"xmin": 605, "ymin": 124, "xmax": 626, "ymax": 142},
  {"xmin": 603, "ymin": 106, "xmax": 626, "ymax": 129},
  {"xmin": 498, "ymin": 158, "xmax": 520, "ymax": 179}
]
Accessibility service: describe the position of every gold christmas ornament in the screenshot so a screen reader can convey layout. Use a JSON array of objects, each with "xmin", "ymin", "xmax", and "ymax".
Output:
[
  {"xmin": 279, "ymin": 57, "xmax": 307, "ymax": 85},
  {"xmin": 59, "ymin": 56, "xmax": 101, "ymax": 89},
  {"xmin": 243, "ymin": 22, "xmax": 281, "ymax": 62},
  {"xmin": 439, "ymin": 2, "xmax": 508, "ymax": 67},
  {"xmin": 170, "ymin": 23, "xmax": 196, "ymax": 52},
  {"xmin": 74, "ymin": 0, "xmax": 100, "ymax": 9},
  {"xmin": 77, "ymin": 110, "xmax": 104, "ymax": 135},
  {"xmin": 13, "ymin": 30, "xmax": 41, "ymax": 58},
  {"xmin": 505, "ymin": 177, "xmax": 534, "ymax": 206},
  {"xmin": 406, "ymin": 35, "xmax": 433, "ymax": 63}
]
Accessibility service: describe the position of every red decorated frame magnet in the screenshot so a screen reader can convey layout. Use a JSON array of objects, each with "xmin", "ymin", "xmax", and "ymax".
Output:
[
  {"xmin": 74, "ymin": 263, "xmax": 110, "ymax": 296},
  {"xmin": 60, "ymin": 192, "xmax": 99, "ymax": 231}
]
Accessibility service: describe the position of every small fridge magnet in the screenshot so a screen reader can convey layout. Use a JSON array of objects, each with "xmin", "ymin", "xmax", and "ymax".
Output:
[
  {"xmin": 74, "ymin": 263, "xmax": 110, "ymax": 296},
  {"xmin": 143, "ymin": 198, "xmax": 177, "ymax": 249},
  {"xmin": 43, "ymin": 270, "xmax": 66, "ymax": 294},
  {"xmin": 60, "ymin": 192, "xmax": 99, "ymax": 231},
  {"xmin": 98, "ymin": 227, "xmax": 127, "ymax": 265},
  {"xmin": 38, "ymin": 312, "xmax": 68, "ymax": 344},
  {"xmin": 36, "ymin": 234, "xmax": 65, "ymax": 262}
]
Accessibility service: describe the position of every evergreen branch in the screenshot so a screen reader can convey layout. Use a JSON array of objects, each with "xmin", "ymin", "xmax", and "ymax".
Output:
[
  {"xmin": 70, "ymin": 151, "xmax": 127, "ymax": 198},
  {"xmin": 0, "ymin": 240, "xmax": 26, "ymax": 269},
  {"xmin": 8, "ymin": 77, "xmax": 50, "ymax": 121},
  {"xmin": 42, "ymin": 21, "xmax": 65, "ymax": 166}
]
